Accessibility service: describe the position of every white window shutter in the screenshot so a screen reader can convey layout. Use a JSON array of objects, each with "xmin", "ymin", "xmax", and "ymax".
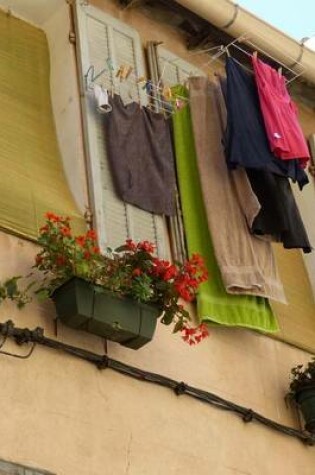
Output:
[
  {"xmin": 156, "ymin": 46, "xmax": 205, "ymax": 86},
  {"xmin": 74, "ymin": 5, "xmax": 168, "ymax": 257}
]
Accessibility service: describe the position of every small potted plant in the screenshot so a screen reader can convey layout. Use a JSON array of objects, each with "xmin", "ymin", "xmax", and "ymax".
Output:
[
  {"xmin": 289, "ymin": 357, "xmax": 315, "ymax": 433},
  {"xmin": 33, "ymin": 213, "xmax": 209, "ymax": 349}
]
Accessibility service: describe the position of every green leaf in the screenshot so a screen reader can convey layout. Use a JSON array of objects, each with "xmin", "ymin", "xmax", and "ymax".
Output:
[
  {"xmin": 4, "ymin": 276, "xmax": 20, "ymax": 298},
  {"xmin": 76, "ymin": 261, "xmax": 89, "ymax": 277},
  {"xmin": 161, "ymin": 309, "xmax": 174, "ymax": 326},
  {"xmin": 24, "ymin": 280, "xmax": 37, "ymax": 292},
  {"xmin": 35, "ymin": 289, "xmax": 50, "ymax": 302},
  {"xmin": 172, "ymin": 319, "xmax": 184, "ymax": 334}
]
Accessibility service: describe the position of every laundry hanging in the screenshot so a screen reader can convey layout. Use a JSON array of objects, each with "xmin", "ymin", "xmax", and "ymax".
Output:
[
  {"xmin": 103, "ymin": 94, "xmax": 176, "ymax": 216},
  {"xmin": 246, "ymin": 169, "xmax": 312, "ymax": 253},
  {"xmin": 224, "ymin": 57, "xmax": 309, "ymax": 190},
  {"xmin": 171, "ymin": 85, "xmax": 278, "ymax": 332},
  {"xmin": 188, "ymin": 76, "xmax": 286, "ymax": 302},
  {"xmin": 220, "ymin": 67, "xmax": 312, "ymax": 253},
  {"xmin": 252, "ymin": 55, "xmax": 310, "ymax": 167}
]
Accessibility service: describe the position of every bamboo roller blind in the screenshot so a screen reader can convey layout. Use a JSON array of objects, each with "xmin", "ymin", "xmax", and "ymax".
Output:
[{"xmin": 0, "ymin": 10, "xmax": 84, "ymax": 239}]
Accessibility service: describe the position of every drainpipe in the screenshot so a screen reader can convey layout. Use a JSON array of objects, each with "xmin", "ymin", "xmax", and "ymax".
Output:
[{"xmin": 175, "ymin": 0, "xmax": 315, "ymax": 85}]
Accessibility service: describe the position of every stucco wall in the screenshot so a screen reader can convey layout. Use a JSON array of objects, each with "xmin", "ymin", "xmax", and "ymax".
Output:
[
  {"xmin": 0, "ymin": 233, "xmax": 315, "ymax": 475},
  {"xmin": 0, "ymin": 1, "xmax": 314, "ymax": 474}
]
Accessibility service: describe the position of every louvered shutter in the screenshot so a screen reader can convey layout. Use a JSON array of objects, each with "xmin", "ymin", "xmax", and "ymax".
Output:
[
  {"xmin": 147, "ymin": 44, "xmax": 205, "ymax": 262},
  {"xmin": 156, "ymin": 46, "xmax": 205, "ymax": 86},
  {"xmin": 74, "ymin": 5, "xmax": 168, "ymax": 257}
]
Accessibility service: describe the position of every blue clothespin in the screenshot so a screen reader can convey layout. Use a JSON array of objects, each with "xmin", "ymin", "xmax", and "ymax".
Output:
[{"xmin": 106, "ymin": 57, "xmax": 114, "ymax": 71}]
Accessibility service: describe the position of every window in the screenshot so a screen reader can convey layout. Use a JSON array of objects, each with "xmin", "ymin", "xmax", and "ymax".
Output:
[
  {"xmin": 0, "ymin": 8, "xmax": 83, "ymax": 240},
  {"xmin": 74, "ymin": 4, "xmax": 169, "ymax": 257},
  {"xmin": 74, "ymin": 3, "xmax": 315, "ymax": 351}
]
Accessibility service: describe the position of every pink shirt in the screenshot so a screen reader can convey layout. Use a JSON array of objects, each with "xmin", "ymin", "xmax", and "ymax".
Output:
[{"xmin": 252, "ymin": 56, "xmax": 310, "ymax": 168}]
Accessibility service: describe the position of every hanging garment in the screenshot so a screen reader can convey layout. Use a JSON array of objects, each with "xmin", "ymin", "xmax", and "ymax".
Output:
[
  {"xmin": 171, "ymin": 85, "xmax": 279, "ymax": 332},
  {"xmin": 103, "ymin": 94, "xmax": 176, "ymax": 216},
  {"xmin": 219, "ymin": 74, "xmax": 312, "ymax": 253},
  {"xmin": 189, "ymin": 76, "xmax": 286, "ymax": 302},
  {"xmin": 224, "ymin": 57, "xmax": 309, "ymax": 190},
  {"xmin": 246, "ymin": 169, "xmax": 312, "ymax": 253},
  {"xmin": 252, "ymin": 55, "xmax": 310, "ymax": 167},
  {"xmin": 211, "ymin": 77, "xmax": 261, "ymax": 230}
]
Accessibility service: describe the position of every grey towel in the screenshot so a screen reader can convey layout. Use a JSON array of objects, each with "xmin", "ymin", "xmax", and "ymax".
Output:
[
  {"xmin": 103, "ymin": 94, "xmax": 176, "ymax": 216},
  {"xmin": 189, "ymin": 76, "xmax": 286, "ymax": 303}
]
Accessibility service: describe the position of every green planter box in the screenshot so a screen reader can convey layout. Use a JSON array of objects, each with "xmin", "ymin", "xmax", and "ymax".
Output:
[
  {"xmin": 296, "ymin": 386, "xmax": 315, "ymax": 433},
  {"xmin": 51, "ymin": 277, "xmax": 160, "ymax": 349}
]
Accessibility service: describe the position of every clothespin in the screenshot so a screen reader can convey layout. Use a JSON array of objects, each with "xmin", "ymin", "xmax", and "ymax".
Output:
[
  {"xmin": 175, "ymin": 98, "xmax": 185, "ymax": 110},
  {"xmin": 137, "ymin": 76, "xmax": 146, "ymax": 84},
  {"xmin": 125, "ymin": 66, "xmax": 133, "ymax": 79},
  {"xmin": 142, "ymin": 80, "xmax": 151, "ymax": 93},
  {"xmin": 106, "ymin": 58, "xmax": 114, "ymax": 71},
  {"xmin": 162, "ymin": 86, "xmax": 172, "ymax": 100},
  {"xmin": 226, "ymin": 47, "xmax": 231, "ymax": 58},
  {"xmin": 116, "ymin": 65, "xmax": 124, "ymax": 79},
  {"xmin": 278, "ymin": 66, "xmax": 283, "ymax": 77},
  {"xmin": 145, "ymin": 80, "xmax": 153, "ymax": 94},
  {"xmin": 121, "ymin": 65, "xmax": 132, "ymax": 80},
  {"xmin": 116, "ymin": 65, "xmax": 133, "ymax": 81},
  {"xmin": 253, "ymin": 51, "xmax": 258, "ymax": 59}
]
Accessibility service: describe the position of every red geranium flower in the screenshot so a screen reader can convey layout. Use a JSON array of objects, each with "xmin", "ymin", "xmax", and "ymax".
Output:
[
  {"xmin": 39, "ymin": 224, "xmax": 49, "ymax": 234},
  {"xmin": 86, "ymin": 229, "xmax": 97, "ymax": 240},
  {"xmin": 75, "ymin": 236, "xmax": 86, "ymax": 246},
  {"xmin": 132, "ymin": 268, "xmax": 142, "ymax": 277},
  {"xmin": 138, "ymin": 240, "xmax": 155, "ymax": 254},
  {"xmin": 56, "ymin": 255, "xmax": 66, "ymax": 266},
  {"xmin": 61, "ymin": 227, "xmax": 71, "ymax": 237},
  {"xmin": 83, "ymin": 251, "xmax": 91, "ymax": 260},
  {"xmin": 126, "ymin": 239, "xmax": 136, "ymax": 251}
]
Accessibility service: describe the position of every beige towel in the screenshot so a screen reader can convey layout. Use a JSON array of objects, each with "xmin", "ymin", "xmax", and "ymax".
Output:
[{"xmin": 189, "ymin": 76, "xmax": 286, "ymax": 303}]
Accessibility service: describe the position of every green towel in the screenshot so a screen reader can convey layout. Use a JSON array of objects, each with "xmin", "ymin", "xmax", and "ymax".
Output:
[{"xmin": 172, "ymin": 86, "xmax": 279, "ymax": 332}]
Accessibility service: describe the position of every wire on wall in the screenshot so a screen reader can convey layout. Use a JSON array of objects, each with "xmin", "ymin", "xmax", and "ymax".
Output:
[{"xmin": 0, "ymin": 319, "xmax": 314, "ymax": 446}]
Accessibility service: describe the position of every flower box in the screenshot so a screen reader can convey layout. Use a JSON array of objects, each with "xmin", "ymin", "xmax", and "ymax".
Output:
[
  {"xmin": 51, "ymin": 277, "xmax": 160, "ymax": 349},
  {"xmin": 295, "ymin": 386, "xmax": 315, "ymax": 433}
]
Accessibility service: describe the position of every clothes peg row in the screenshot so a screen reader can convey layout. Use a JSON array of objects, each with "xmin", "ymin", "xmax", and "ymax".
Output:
[{"xmin": 116, "ymin": 65, "xmax": 133, "ymax": 81}]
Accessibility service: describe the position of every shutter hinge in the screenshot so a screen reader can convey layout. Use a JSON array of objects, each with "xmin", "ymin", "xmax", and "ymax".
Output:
[
  {"xmin": 84, "ymin": 208, "xmax": 94, "ymax": 230},
  {"xmin": 69, "ymin": 31, "xmax": 76, "ymax": 44}
]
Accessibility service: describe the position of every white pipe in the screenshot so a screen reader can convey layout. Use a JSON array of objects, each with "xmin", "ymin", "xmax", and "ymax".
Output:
[{"xmin": 176, "ymin": 0, "xmax": 315, "ymax": 84}]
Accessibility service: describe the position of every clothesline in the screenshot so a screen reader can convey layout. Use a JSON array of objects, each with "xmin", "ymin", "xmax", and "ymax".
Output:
[
  {"xmin": 86, "ymin": 63, "xmax": 190, "ymax": 115},
  {"xmin": 94, "ymin": 52, "xmax": 312, "ymax": 333},
  {"xmin": 85, "ymin": 33, "xmax": 305, "ymax": 117}
]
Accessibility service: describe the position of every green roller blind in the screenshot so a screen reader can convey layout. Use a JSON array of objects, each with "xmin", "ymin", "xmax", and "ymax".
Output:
[{"xmin": 0, "ymin": 10, "xmax": 84, "ymax": 239}]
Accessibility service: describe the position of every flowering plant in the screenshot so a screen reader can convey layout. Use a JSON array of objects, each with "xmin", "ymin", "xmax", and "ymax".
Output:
[
  {"xmin": 34, "ymin": 213, "xmax": 209, "ymax": 344},
  {"xmin": 289, "ymin": 357, "xmax": 315, "ymax": 397}
]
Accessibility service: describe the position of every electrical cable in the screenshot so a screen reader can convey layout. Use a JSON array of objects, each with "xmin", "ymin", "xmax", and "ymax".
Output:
[{"xmin": 0, "ymin": 319, "xmax": 314, "ymax": 446}]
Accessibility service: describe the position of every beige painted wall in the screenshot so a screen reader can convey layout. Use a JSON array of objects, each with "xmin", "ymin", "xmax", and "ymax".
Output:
[
  {"xmin": 0, "ymin": 1, "xmax": 314, "ymax": 474},
  {"xmin": 292, "ymin": 105, "xmax": 315, "ymax": 297},
  {"xmin": 0, "ymin": 233, "xmax": 315, "ymax": 475}
]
